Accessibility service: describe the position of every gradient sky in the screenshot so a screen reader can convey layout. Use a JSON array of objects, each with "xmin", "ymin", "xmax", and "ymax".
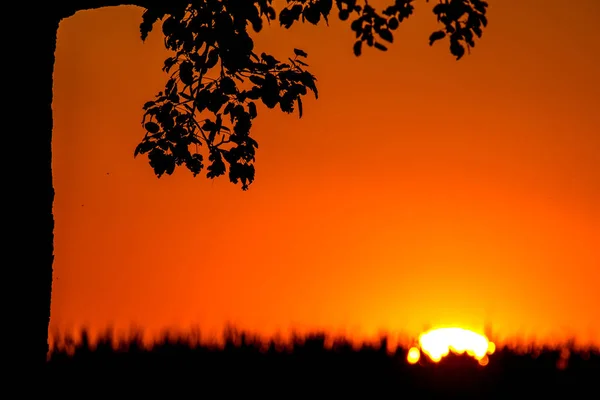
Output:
[{"xmin": 50, "ymin": 0, "xmax": 599, "ymax": 346}]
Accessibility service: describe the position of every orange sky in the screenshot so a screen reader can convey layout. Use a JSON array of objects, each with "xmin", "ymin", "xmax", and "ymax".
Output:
[{"xmin": 50, "ymin": 0, "xmax": 599, "ymax": 347}]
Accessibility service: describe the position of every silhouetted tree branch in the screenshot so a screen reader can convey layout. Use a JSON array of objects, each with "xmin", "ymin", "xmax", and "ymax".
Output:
[{"xmin": 132, "ymin": 0, "xmax": 488, "ymax": 190}]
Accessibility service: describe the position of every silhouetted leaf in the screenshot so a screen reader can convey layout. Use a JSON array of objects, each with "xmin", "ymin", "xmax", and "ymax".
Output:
[
  {"xmin": 163, "ymin": 57, "xmax": 177, "ymax": 73},
  {"xmin": 157, "ymin": 139, "xmax": 169, "ymax": 151},
  {"xmin": 464, "ymin": 29, "xmax": 475, "ymax": 47},
  {"xmin": 220, "ymin": 77, "xmax": 237, "ymax": 94},
  {"xmin": 303, "ymin": 4, "xmax": 321, "ymax": 25},
  {"xmin": 297, "ymin": 96, "xmax": 303, "ymax": 118},
  {"xmin": 260, "ymin": 73, "xmax": 279, "ymax": 108},
  {"xmin": 294, "ymin": 48, "xmax": 308, "ymax": 58},
  {"xmin": 249, "ymin": 75, "xmax": 265, "ymax": 86},
  {"xmin": 279, "ymin": 8, "xmax": 294, "ymax": 28},
  {"xmin": 374, "ymin": 42, "xmax": 387, "ymax": 51},
  {"xmin": 145, "ymin": 122, "xmax": 160, "ymax": 134},
  {"xmin": 165, "ymin": 78, "xmax": 176, "ymax": 96},
  {"xmin": 207, "ymin": 150, "xmax": 226, "ymax": 178},
  {"xmin": 299, "ymin": 71, "xmax": 318, "ymax": 99},
  {"xmin": 379, "ymin": 29, "xmax": 393, "ymax": 43},
  {"xmin": 429, "ymin": 30, "xmax": 446, "ymax": 46},
  {"xmin": 290, "ymin": 4, "xmax": 302, "ymax": 19},
  {"xmin": 250, "ymin": 15, "xmax": 263, "ymax": 32},
  {"xmin": 148, "ymin": 148, "xmax": 176, "ymax": 178},
  {"xmin": 179, "ymin": 60, "xmax": 194, "ymax": 85},
  {"xmin": 246, "ymin": 87, "xmax": 262, "ymax": 100},
  {"xmin": 207, "ymin": 93, "xmax": 229, "ymax": 113},
  {"xmin": 432, "ymin": 3, "xmax": 447, "ymax": 16},
  {"xmin": 450, "ymin": 38, "xmax": 465, "ymax": 60},
  {"xmin": 134, "ymin": 140, "xmax": 154, "ymax": 157},
  {"xmin": 480, "ymin": 14, "xmax": 488, "ymax": 27},
  {"xmin": 350, "ymin": 19, "xmax": 362, "ymax": 33},
  {"xmin": 202, "ymin": 119, "xmax": 216, "ymax": 132},
  {"xmin": 187, "ymin": 154, "xmax": 204, "ymax": 177},
  {"xmin": 261, "ymin": 53, "xmax": 278, "ymax": 67},
  {"xmin": 353, "ymin": 40, "xmax": 362, "ymax": 56},
  {"xmin": 474, "ymin": 0, "xmax": 489, "ymax": 13},
  {"xmin": 248, "ymin": 102, "xmax": 257, "ymax": 119},
  {"xmin": 319, "ymin": 0, "xmax": 334, "ymax": 23}
]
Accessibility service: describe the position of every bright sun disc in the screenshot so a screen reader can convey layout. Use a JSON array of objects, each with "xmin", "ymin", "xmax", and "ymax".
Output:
[{"xmin": 418, "ymin": 327, "xmax": 495, "ymax": 364}]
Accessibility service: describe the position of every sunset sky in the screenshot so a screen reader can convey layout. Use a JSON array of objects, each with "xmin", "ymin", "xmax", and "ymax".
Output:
[{"xmin": 50, "ymin": 0, "xmax": 599, "ymax": 347}]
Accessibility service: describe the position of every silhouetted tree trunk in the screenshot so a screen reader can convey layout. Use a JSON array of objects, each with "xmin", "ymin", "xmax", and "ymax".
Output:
[
  {"xmin": 7, "ymin": 10, "xmax": 60, "ymax": 376},
  {"xmin": 9, "ymin": 0, "xmax": 154, "ymax": 375}
]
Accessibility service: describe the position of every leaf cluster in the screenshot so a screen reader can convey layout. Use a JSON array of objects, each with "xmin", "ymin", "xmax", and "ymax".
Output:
[
  {"xmin": 136, "ymin": 0, "xmax": 317, "ymax": 190},
  {"xmin": 135, "ymin": 0, "xmax": 488, "ymax": 190},
  {"xmin": 277, "ymin": 0, "xmax": 488, "ymax": 58}
]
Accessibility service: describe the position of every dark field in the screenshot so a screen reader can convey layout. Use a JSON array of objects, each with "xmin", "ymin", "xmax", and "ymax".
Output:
[{"xmin": 46, "ymin": 329, "xmax": 599, "ymax": 398}]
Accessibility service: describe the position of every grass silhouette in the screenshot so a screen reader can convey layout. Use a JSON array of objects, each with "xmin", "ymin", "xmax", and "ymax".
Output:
[{"xmin": 45, "ymin": 326, "xmax": 599, "ymax": 397}]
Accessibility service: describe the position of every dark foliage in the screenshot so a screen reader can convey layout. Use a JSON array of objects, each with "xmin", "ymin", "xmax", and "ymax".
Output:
[
  {"xmin": 133, "ymin": 0, "xmax": 488, "ymax": 189},
  {"xmin": 46, "ymin": 328, "xmax": 599, "ymax": 397}
]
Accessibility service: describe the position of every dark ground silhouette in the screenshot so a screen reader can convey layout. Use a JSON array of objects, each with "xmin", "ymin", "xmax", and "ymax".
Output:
[{"xmin": 46, "ymin": 328, "xmax": 599, "ymax": 398}]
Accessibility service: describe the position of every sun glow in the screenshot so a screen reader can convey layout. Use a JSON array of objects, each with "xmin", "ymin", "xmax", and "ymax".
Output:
[
  {"xmin": 407, "ymin": 346, "xmax": 421, "ymax": 364},
  {"xmin": 412, "ymin": 327, "xmax": 495, "ymax": 365}
]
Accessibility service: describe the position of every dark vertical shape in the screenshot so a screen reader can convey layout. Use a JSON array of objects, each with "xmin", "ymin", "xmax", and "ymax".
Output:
[
  {"xmin": 33, "ymin": 14, "xmax": 59, "ymax": 372},
  {"xmin": 7, "ymin": 10, "xmax": 60, "ymax": 374}
]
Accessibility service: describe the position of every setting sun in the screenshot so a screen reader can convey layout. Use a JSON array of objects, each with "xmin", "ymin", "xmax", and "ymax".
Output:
[{"xmin": 417, "ymin": 328, "xmax": 495, "ymax": 364}]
